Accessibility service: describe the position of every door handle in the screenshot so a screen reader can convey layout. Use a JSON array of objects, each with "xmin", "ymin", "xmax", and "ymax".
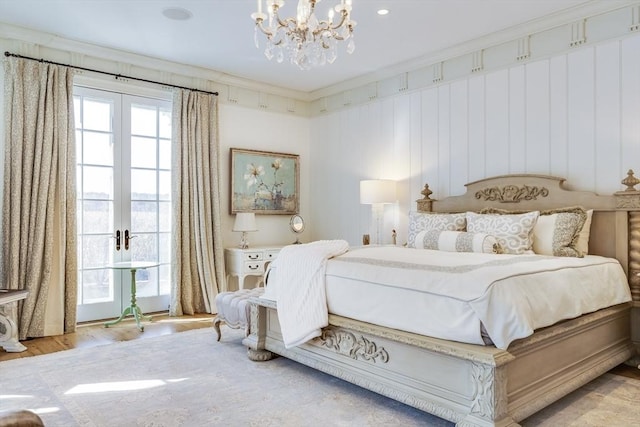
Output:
[
  {"xmin": 114, "ymin": 230, "xmax": 121, "ymax": 251},
  {"xmin": 124, "ymin": 229, "xmax": 137, "ymax": 250}
]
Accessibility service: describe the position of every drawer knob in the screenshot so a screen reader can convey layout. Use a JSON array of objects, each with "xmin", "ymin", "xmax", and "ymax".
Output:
[
  {"xmin": 248, "ymin": 264, "xmax": 260, "ymax": 270},
  {"xmin": 248, "ymin": 254, "xmax": 259, "ymax": 260}
]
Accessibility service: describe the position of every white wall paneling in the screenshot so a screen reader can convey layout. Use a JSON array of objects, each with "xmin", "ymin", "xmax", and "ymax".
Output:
[
  {"xmin": 508, "ymin": 65, "xmax": 526, "ymax": 174},
  {"xmin": 310, "ymin": 32, "xmax": 640, "ymax": 245}
]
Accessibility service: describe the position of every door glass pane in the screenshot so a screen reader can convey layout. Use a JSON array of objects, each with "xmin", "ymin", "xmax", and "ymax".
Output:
[
  {"xmin": 131, "ymin": 136, "xmax": 157, "ymax": 169},
  {"xmin": 130, "ymin": 233, "xmax": 157, "ymax": 262},
  {"xmin": 83, "ymin": 99, "xmax": 112, "ymax": 132},
  {"xmin": 159, "ymin": 110, "xmax": 171, "ymax": 139},
  {"xmin": 83, "ymin": 132, "xmax": 114, "ymax": 166},
  {"xmin": 159, "ymin": 171, "xmax": 171, "ymax": 201},
  {"xmin": 81, "ymin": 268, "xmax": 113, "ymax": 303},
  {"xmin": 131, "ymin": 104, "xmax": 157, "ymax": 137},
  {"xmin": 82, "ymin": 166, "xmax": 114, "ymax": 199},
  {"xmin": 131, "ymin": 169, "xmax": 157, "ymax": 199},
  {"xmin": 131, "ymin": 201, "xmax": 158, "ymax": 232},
  {"xmin": 159, "ymin": 139, "xmax": 171, "ymax": 170},
  {"xmin": 83, "ymin": 201, "xmax": 113, "ymax": 234},
  {"xmin": 159, "ymin": 201, "xmax": 171, "ymax": 232}
]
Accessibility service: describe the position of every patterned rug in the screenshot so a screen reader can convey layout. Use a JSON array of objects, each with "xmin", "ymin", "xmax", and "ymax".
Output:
[{"xmin": 1, "ymin": 327, "xmax": 638, "ymax": 426}]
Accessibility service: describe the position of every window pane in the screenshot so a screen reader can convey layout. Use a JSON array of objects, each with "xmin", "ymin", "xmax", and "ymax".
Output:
[
  {"xmin": 131, "ymin": 201, "xmax": 158, "ymax": 232},
  {"xmin": 131, "ymin": 136, "xmax": 157, "ymax": 169},
  {"xmin": 159, "ymin": 109, "xmax": 171, "ymax": 139},
  {"xmin": 83, "ymin": 99, "xmax": 112, "ymax": 132},
  {"xmin": 159, "ymin": 202, "xmax": 171, "ymax": 232},
  {"xmin": 131, "ymin": 104, "xmax": 157, "ymax": 137},
  {"xmin": 159, "ymin": 264, "xmax": 171, "ymax": 295},
  {"xmin": 159, "ymin": 171, "xmax": 171, "ymax": 201},
  {"xmin": 83, "ymin": 131, "xmax": 113, "ymax": 166},
  {"xmin": 159, "ymin": 138, "xmax": 171, "ymax": 170},
  {"xmin": 73, "ymin": 96, "xmax": 81, "ymax": 129},
  {"xmin": 82, "ymin": 166, "xmax": 114, "ymax": 199},
  {"xmin": 131, "ymin": 169, "xmax": 157, "ymax": 200},
  {"xmin": 159, "ymin": 233, "xmax": 171, "ymax": 263}
]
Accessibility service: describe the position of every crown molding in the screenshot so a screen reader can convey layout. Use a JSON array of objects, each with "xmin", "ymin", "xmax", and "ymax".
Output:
[
  {"xmin": 0, "ymin": 23, "xmax": 311, "ymax": 103},
  {"xmin": 309, "ymin": 0, "xmax": 638, "ymax": 100}
]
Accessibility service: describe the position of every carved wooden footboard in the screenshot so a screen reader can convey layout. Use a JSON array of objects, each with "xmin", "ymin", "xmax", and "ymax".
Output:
[
  {"xmin": 244, "ymin": 173, "xmax": 639, "ymax": 426},
  {"xmin": 244, "ymin": 299, "xmax": 632, "ymax": 426}
]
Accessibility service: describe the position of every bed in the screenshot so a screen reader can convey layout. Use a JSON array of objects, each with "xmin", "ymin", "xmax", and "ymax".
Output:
[{"xmin": 243, "ymin": 174, "xmax": 640, "ymax": 427}]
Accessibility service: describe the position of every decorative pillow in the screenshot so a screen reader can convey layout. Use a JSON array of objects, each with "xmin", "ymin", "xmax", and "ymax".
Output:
[
  {"xmin": 575, "ymin": 209, "xmax": 593, "ymax": 255},
  {"xmin": 415, "ymin": 230, "xmax": 503, "ymax": 254},
  {"xmin": 407, "ymin": 212, "xmax": 466, "ymax": 248},
  {"xmin": 466, "ymin": 211, "xmax": 539, "ymax": 255},
  {"xmin": 480, "ymin": 207, "xmax": 587, "ymax": 257}
]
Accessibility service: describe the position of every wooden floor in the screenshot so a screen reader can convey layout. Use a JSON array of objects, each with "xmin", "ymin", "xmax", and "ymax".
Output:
[
  {"xmin": 1, "ymin": 313, "xmax": 639, "ymax": 381},
  {"xmin": 0, "ymin": 312, "xmax": 214, "ymax": 362}
]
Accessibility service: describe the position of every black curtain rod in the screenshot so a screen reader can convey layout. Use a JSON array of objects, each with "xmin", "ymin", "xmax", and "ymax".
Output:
[{"xmin": 4, "ymin": 51, "xmax": 218, "ymax": 96}]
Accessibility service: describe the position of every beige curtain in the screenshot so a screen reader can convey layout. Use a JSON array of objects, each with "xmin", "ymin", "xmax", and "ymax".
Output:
[
  {"xmin": 2, "ymin": 57, "xmax": 77, "ymax": 339},
  {"xmin": 170, "ymin": 89, "xmax": 225, "ymax": 315}
]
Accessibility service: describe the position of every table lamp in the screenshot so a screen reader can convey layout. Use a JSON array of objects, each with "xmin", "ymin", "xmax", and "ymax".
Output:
[
  {"xmin": 360, "ymin": 179, "xmax": 397, "ymax": 244},
  {"xmin": 233, "ymin": 212, "xmax": 258, "ymax": 249}
]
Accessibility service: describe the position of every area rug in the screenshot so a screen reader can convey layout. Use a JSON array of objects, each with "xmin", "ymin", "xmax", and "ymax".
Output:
[{"xmin": 1, "ymin": 327, "xmax": 639, "ymax": 427}]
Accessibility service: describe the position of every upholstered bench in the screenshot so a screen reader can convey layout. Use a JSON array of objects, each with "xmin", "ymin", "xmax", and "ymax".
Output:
[{"xmin": 213, "ymin": 287, "xmax": 265, "ymax": 341}]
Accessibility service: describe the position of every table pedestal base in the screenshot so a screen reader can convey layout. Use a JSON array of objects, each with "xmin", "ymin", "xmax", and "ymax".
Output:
[{"xmin": 104, "ymin": 267, "xmax": 153, "ymax": 332}]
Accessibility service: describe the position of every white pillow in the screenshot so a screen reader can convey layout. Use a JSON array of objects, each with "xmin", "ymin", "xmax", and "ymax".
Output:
[
  {"xmin": 415, "ymin": 230, "xmax": 503, "ymax": 254},
  {"xmin": 407, "ymin": 212, "xmax": 466, "ymax": 248},
  {"xmin": 466, "ymin": 211, "xmax": 539, "ymax": 255}
]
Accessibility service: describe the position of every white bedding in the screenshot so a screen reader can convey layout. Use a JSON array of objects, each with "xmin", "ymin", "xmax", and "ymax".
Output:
[
  {"xmin": 324, "ymin": 246, "xmax": 632, "ymax": 349},
  {"xmin": 262, "ymin": 240, "xmax": 349, "ymax": 348}
]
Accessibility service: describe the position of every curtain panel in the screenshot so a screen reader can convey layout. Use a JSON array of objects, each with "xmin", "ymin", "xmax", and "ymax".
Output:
[
  {"xmin": 2, "ymin": 57, "xmax": 77, "ymax": 339},
  {"xmin": 171, "ymin": 89, "xmax": 225, "ymax": 315}
]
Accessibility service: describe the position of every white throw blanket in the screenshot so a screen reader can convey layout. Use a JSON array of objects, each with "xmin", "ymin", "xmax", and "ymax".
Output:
[{"xmin": 262, "ymin": 240, "xmax": 349, "ymax": 348}]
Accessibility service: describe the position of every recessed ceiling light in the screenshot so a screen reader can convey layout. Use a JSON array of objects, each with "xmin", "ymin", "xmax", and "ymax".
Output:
[
  {"xmin": 377, "ymin": 9, "xmax": 389, "ymax": 16},
  {"xmin": 162, "ymin": 7, "xmax": 193, "ymax": 21}
]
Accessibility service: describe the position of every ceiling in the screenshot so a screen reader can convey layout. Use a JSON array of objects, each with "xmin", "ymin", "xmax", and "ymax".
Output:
[{"xmin": 0, "ymin": 0, "xmax": 609, "ymax": 93}]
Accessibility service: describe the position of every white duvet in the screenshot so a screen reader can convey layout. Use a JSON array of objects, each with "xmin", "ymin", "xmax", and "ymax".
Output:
[
  {"xmin": 325, "ymin": 246, "xmax": 632, "ymax": 349},
  {"xmin": 263, "ymin": 244, "xmax": 631, "ymax": 350}
]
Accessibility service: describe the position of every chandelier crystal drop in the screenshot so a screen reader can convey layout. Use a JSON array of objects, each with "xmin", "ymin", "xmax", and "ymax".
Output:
[{"xmin": 251, "ymin": 0, "xmax": 356, "ymax": 70}]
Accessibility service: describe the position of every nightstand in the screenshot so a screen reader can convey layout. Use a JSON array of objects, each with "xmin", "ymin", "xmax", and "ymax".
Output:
[{"xmin": 224, "ymin": 246, "xmax": 282, "ymax": 290}]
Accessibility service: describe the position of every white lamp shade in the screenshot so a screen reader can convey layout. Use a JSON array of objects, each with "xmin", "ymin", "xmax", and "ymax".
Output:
[
  {"xmin": 233, "ymin": 212, "xmax": 258, "ymax": 232},
  {"xmin": 360, "ymin": 180, "xmax": 397, "ymax": 204}
]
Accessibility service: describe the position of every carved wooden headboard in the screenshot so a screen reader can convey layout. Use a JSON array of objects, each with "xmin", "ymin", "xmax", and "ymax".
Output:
[{"xmin": 415, "ymin": 173, "xmax": 640, "ymax": 307}]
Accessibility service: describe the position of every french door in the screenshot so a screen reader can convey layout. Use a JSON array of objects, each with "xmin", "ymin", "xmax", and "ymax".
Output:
[{"xmin": 74, "ymin": 86, "xmax": 172, "ymax": 322}]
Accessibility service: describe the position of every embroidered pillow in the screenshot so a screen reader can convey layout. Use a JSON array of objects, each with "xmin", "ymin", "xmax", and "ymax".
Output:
[
  {"xmin": 575, "ymin": 209, "xmax": 593, "ymax": 255},
  {"xmin": 407, "ymin": 212, "xmax": 466, "ymax": 248},
  {"xmin": 466, "ymin": 211, "xmax": 539, "ymax": 255},
  {"xmin": 414, "ymin": 230, "xmax": 503, "ymax": 254},
  {"xmin": 480, "ymin": 207, "xmax": 587, "ymax": 257}
]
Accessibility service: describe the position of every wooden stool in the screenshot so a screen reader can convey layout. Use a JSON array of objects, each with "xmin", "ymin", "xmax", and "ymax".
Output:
[{"xmin": 213, "ymin": 287, "xmax": 265, "ymax": 341}]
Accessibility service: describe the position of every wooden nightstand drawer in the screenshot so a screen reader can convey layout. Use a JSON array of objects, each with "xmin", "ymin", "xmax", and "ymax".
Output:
[
  {"xmin": 242, "ymin": 251, "xmax": 263, "ymax": 261},
  {"xmin": 225, "ymin": 246, "xmax": 283, "ymax": 290}
]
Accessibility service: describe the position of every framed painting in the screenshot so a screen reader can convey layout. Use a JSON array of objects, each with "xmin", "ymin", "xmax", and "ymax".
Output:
[{"xmin": 230, "ymin": 148, "xmax": 299, "ymax": 214}]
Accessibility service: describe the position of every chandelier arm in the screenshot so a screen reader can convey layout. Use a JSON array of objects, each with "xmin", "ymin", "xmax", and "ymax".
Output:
[
  {"xmin": 254, "ymin": 19, "xmax": 275, "ymax": 38},
  {"xmin": 328, "ymin": 11, "xmax": 349, "ymax": 30}
]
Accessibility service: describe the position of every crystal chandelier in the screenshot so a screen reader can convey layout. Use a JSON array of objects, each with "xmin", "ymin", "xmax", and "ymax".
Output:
[{"xmin": 251, "ymin": 0, "xmax": 356, "ymax": 70}]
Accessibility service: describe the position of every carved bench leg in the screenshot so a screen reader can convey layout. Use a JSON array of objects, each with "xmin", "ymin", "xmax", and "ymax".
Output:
[
  {"xmin": 0, "ymin": 302, "xmax": 27, "ymax": 353},
  {"xmin": 213, "ymin": 317, "xmax": 222, "ymax": 341},
  {"xmin": 242, "ymin": 302, "xmax": 274, "ymax": 362}
]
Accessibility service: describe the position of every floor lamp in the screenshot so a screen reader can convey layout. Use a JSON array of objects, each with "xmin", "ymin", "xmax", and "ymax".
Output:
[{"xmin": 360, "ymin": 179, "xmax": 397, "ymax": 245}]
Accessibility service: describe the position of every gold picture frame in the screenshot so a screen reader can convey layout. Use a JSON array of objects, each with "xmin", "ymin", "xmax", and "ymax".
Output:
[{"xmin": 230, "ymin": 148, "xmax": 300, "ymax": 215}]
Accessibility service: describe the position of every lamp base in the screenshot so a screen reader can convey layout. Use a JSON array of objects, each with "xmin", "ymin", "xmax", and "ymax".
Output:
[{"xmin": 238, "ymin": 231, "xmax": 249, "ymax": 249}]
